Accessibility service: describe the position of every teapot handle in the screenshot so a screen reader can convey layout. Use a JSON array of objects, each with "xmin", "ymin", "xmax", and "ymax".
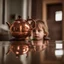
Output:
[
  {"xmin": 6, "ymin": 22, "xmax": 11, "ymax": 29},
  {"xmin": 26, "ymin": 19, "xmax": 36, "ymax": 30}
]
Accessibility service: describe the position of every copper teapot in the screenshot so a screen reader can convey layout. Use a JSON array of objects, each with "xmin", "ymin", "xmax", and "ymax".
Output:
[{"xmin": 6, "ymin": 17, "xmax": 35, "ymax": 38}]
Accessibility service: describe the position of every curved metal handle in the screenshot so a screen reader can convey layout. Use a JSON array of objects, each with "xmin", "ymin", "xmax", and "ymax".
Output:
[{"xmin": 6, "ymin": 22, "xmax": 11, "ymax": 29}]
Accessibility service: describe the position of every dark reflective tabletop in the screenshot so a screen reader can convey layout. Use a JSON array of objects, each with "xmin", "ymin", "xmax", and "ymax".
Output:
[{"xmin": 0, "ymin": 40, "xmax": 64, "ymax": 64}]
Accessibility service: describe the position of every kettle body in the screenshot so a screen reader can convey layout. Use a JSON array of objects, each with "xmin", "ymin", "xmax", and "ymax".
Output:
[{"xmin": 6, "ymin": 19, "xmax": 31, "ymax": 38}]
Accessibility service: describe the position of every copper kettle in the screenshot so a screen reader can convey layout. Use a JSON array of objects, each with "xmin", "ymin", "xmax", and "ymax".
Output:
[{"xmin": 6, "ymin": 17, "xmax": 35, "ymax": 38}]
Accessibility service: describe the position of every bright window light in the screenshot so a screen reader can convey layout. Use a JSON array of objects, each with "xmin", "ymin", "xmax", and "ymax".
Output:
[
  {"xmin": 56, "ymin": 43, "xmax": 62, "ymax": 49},
  {"xmin": 55, "ymin": 50, "xmax": 63, "ymax": 57},
  {"xmin": 55, "ymin": 11, "xmax": 62, "ymax": 21}
]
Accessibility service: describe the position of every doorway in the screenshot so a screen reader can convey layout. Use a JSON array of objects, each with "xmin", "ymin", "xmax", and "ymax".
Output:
[{"xmin": 47, "ymin": 3, "xmax": 62, "ymax": 40}]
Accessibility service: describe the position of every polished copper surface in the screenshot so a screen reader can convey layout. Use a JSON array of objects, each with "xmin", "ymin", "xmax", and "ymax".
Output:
[{"xmin": 6, "ymin": 19, "xmax": 32, "ymax": 38}]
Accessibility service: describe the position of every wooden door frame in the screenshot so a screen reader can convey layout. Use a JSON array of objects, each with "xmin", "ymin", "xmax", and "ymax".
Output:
[
  {"xmin": 42, "ymin": 0, "xmax": 62, "ymax": 39},
  {"xmin": 42, "ymin": 0, "xmax": 62, "ymax": 21}
]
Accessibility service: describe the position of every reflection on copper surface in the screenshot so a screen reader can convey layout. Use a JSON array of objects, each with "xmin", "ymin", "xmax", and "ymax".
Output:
[
  {"xmin": 6, "ymin": 18, "xmax": 35, "ymax": 38},
  {"xmin": 17, "ymin": 46, "xmax": 20, "ymax": 50},
  {"xmin": 6, "ymin": 41, "xmax": 30, "ymax": 58}
]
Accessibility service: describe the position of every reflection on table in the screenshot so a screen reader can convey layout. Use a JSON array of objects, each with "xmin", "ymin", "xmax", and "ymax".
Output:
[{"xmin": 0, "ymin": 40, "xmax": 64, "ymax": 64}]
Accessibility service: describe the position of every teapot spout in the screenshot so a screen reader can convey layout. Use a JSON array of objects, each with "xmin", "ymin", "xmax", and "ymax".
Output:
[{"xmin": 6, "ymin": 22, "xmax": 11, "ymax": 28}]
